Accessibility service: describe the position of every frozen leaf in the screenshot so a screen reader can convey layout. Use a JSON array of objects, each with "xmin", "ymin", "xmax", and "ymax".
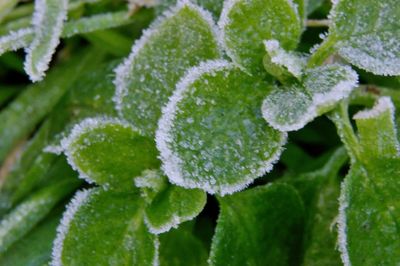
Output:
[
  {"xmin": 353, "ymin": 97, "xmax": 400, "ymax": 160},
  {"xmin": 159, "ymin": 225, "xmax": 208, "ymax": 266},
  {"xmin": 209, "ymin": 183, "xmax": 305, "ymax": 266},
  {"xmin": 156, "ymin": 60, "xmax": 286, "ymax": 195},
  {"xmin": 329, "ymin": 0, "xmax": 400, "ymax": 75},
  {"xmin": 114, "ymin": 1, "xmax": 221, "ymax": 136},
  {"xmin": 262, "ymin": 64, "xmax": 358, "ymax": 131},
  {"xmin": 51, "ymin": 188, "xmax": 158, "ymax": 266},
  {"xmin": 338, "ymin": 97, "xmax": 400, "ymax": 265},
  {"xmin": 0, "ymin": 28, "xmax": 33, "ymax": 56},
  {"xmin": 219, "ymin": 0, "xmax": 302, "ymax": 75},
  {"xmin": 263, "ymin": 39, "xmax": 307, "ymax": 80},
  {"xmin": 139, "ymin": 170, "xmax": 207, "ymax": 234},
  {"xmin": 24, "ymin": 0, "xmax": 68, "ymax": 82},
  {"xmin": 0, "ymin": 180, "xmax": 80, "ymax": 253},
  {"xmin": 61, "ymin": 118, "xmax": 160, "ymax": 189},
  {"xmin": 0, "ymin": 209, "xmax": 63, "ymax": 266}
]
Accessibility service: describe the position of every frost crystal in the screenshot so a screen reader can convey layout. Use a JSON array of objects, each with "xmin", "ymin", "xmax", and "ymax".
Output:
[
  {"xmin": 353, "ymin": 97, "xmax": 394, "ymax": 120},
  {"xmin": 24, "ymin": 0, "xmax": 68, "ymax": 82},
  {"xmin": 337, "ymin": 180, "xmax": 351, "ymax": 266},
  {"xmin": 0, "ymin": 28, "xmax": 33, "ymax": 56},
  {"xmin": 50, "ymin": 189, "xmax": 92, "ymax": 266}
]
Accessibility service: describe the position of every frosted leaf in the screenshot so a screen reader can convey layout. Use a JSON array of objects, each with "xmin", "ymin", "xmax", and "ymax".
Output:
[
  {"xmin": 114, "ymin": 0, "xmax": 221, "ymax": 136},
  {"xmin": 0, "ymin": 28, "xmax": 33, "ymax": 56},
  {"xmin": 61, "ymin": 117, "xmax": 160, "ymax": 189},
  {"xmin": 329, "ymin": 0, "xmax": 400, "ymax": 75},
  {"xmin": 24, "ymin": 0, "xmax": 69, "ymax": 82},
  {"xmin": 209, "ymin": 183, "xmax": 305, "ymax": 265},
  {"xmin": 156, "ymin": 60, "xmax": 287, "ymax": 195},
  {"xmin": 141, "ymin": 170, "xmax": 206, "ymax": 234},
  {"xmin": 263, "ymin": 39, "xmax": 307, "ymax": 79},
  {"xmin": 218, "ymin": 0, "xmax": 302, "ymax": 75},
  {"xmin": 262, "ymin": 64, "xmax": 358, "ymax": 131},
  {"xmin": 353, "ymin": 97, "xmax": 400, "ymax": 160},
  {"xmin": 50, "ymin": 188, "xmax": 159, "ymax": 266}
]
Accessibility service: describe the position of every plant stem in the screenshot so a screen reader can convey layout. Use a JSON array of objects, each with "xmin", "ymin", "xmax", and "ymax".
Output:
[
  {"xmin": 307, "ymin": 36, "xmax": 337, "ymax": 68},
  {"xmin": 306, "ymin": 19, "xmax": 330, "ymax": 27}
]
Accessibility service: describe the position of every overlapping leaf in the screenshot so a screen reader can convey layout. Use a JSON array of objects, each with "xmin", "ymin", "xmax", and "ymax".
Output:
[
  {"xmin": 114, "ymin": 1, "xmax": 221, "ymax": 135},
  {"xmin": 218, "ymin": 0, "xmax": 302, "ymax": 75},
  {"xmin": 156, "ymin": 60, "xmax": 286, "ymax": 195}
]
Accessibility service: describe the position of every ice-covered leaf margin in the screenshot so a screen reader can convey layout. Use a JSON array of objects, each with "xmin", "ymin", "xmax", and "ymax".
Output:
[
  {"xmin": 156, "ymin": 60, "xmax": 287, "ymax": 195},
  {"xmin": 24, "ymin": 0, "xmax": 68, "ymax": 82}
]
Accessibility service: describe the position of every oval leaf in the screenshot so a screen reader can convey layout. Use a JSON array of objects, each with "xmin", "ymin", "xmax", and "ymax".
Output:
[
  {"xmin": 218, "ymin": 0, "xmax": 302, "ymax": 75},
  {"xmin": 156, "ymin": 60, "xmax": 286, "ymax": 195},
  {"xmin": 262, "ymin": 64, "xmax": 358, "ymax": 131},
  {"xmin": 114, "ymin": 1, "xmax": 222, "ymax": 136},
  {"xmin": 51, "ymin": 188, "xmax": 158, "ymax": 266},
  {"xmin": 61, "ymin": 118, "xmax": 160, "ymax": 189},
  {"xmin": 330, "ymin": 0, "xmax": 400, "ymax": 75},
  {"xmin": 209, "ymin": 183, "xmax": 305, "ymax": 265}
]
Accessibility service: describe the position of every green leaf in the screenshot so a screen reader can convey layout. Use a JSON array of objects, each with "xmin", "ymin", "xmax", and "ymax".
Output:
[
  {"xmin": 114, "ymin": 1, "xmax": 221, "ymax": 136},
  {"xmin": 219, "ymin": 0, "xmax": 302, "ymax": 75},
  {"xmin": 156, "ymin": 60, "xmax": 286, "ymax": 195},
  {"xmin": 61, "ymin": 118, "xmax": 160, "ymax": 189},
  {"xmin": 288, "ymin": 147, "xmax": 348, "ymax": 266},
  {"xmin": 0, "ymin": 0, "xmax": 18, "ymax": 23},
  {"xmin": 51, "ymin": 188, "xmax": 158, "ymax": 266},
  {"xmin": 0, "ymin": 179, "xmax": 80, "ymax": 253},
  {"xmin": 262, "ymin": 64, "xmax": 358, "ymax": 131},
  {"xmin": 136, "ymin": 170, "xmax": 207, "ymax": 234},
  {"xmin": 318, "ymin": 0, "xmax": 400, "ymax": 75},
  {"xmin": 0, "ymin": 208, "xmax": 63, "ymax": 266},
  {"xmin": 306, "ymin": 0, "xmax": 325, "ymax": 15},
  {"xmin": 159, "ymin": 225, "xmax": 208, "ymax": 266},
  {"xmin": 24, "ymin": 0, "xmax": 68, "ymax": 81},
  {"xmin": 209, "ymin": 183, "xmax": 305, "ymax": 265},
  {"xmin": 338, "ymin": 97, "xmax": 400, "ymax": 265}
]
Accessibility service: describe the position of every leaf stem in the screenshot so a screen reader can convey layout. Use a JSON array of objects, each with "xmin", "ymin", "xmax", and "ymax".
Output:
[
  {"xmin": 307, "ymin": 36, "xmax": 337, "ymax": 68},
  {"xmin": 306, "ymin": 19, "xmax": 330, "ymax": 27},
  {"xmin": 329, "ymin": 101, "xmax": 361, "ymax": 163}
]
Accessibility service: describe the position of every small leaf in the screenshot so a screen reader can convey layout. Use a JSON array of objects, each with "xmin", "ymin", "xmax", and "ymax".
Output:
[
  {"xmin": 159, "ymin": 225, "xmax": 208, "ymax": 266},
  {"xmin": 24, "ymin": 0, "xmax": 68, "ymax": 81},
  {"xmin": 329, "ymin": 0, "xmax": 400, "ymax": 75},
  {"xmin": 209, "ymin": 183, "xmax": 305, "ymax": 266},
  {"xmin": 218, "ymin": 0, "xmax": 302, "ymax": 75},
  {"xmin": 353, "ymin": 97, "xmax": 400, "ymax": 160},
  {"xmin": 51, "ymin": 188, "xmax": 158, "ymax": 266},
  {"xmin": 138, "ymin": 170, "xmax": 207, "ymax": 234},
  {"xmin": 263, "ymin": 39, "xmax": 307, "ymax": 80},
  {"xmin": 262, "ymin": 64, "xmax": 358, "ymax": 131},
  {"xmin": 156, "ymin": 60, "xmax": 286, "ymax": 195},
  {"xmin": 61, "ymin": 118, "xmax": 160, "ymax": 189},
  {"xmin": 114, "ymin": 1, "xmax": 221, "ymax": 136},
  {"xmin": 0, "ymin": 28, "xmax": 33, "ymax": 56}
]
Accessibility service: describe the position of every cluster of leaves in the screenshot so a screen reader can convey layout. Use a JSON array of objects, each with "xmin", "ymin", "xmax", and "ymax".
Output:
[{"xmin": 0, "ymin": 0, "xmax": 399, "ymax": 265}]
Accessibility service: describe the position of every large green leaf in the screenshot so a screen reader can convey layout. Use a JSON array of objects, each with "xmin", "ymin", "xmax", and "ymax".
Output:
[
  {"xmin": 114, "ymin": 1, "xmax": 221, "ymax": 136},
  {"xmin": 61, "ymin": 118, "xmax": 159, "ymax": 189},
  {"xmin": 24, "ymin": 0, "xmax": 68, "ymax": 81},
  {"xmin": 262, "ymin": 64, "xmax": 358, "ymax": 131},
  {"xmin": 51, "ymin": 188, "xmax": 158, "ymax": 266},
  {"xmin": 209, "ymin": 183, "xmax": 305, "ymax": 265},
  {"xmin": 159, "ymin": 225, "xmax": 208, "ymax": 266},
  {"xmin": 312, "ymin": 0, "xmax": 400, "ymax": 75},
  {"xmin": 218, "ymin": 0, "xmax": 302, "ymax": 75},
  {"xmin": 156, "ymin": 60, "xmax": 286, "ymax": 195},
  {"xmin": 338, "ymin": 97, "xmax": 400, "ymax": 265},
  {"xmin": 136, "ymin": 170, "xmax": 207, "ymax": 234}
]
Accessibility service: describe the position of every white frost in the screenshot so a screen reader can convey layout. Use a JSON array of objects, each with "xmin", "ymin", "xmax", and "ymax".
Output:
[
  {"xmin": 353, "ymin": 96, "xmax": 394, "ymax": 120},
  {"xmin": 0, "ymin": 28, "xmax": 34, "ymax": 56},
  {"xmin": 337, "ymin": 179, "xmax": 351, "ymax": 266},
  {"xmin": 24, "ymin": 0, "xmax": 68, "ymax": 82},
  {"xmin": 50, "ymin": 189, "xmax": 93, "ymax": 266}
]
